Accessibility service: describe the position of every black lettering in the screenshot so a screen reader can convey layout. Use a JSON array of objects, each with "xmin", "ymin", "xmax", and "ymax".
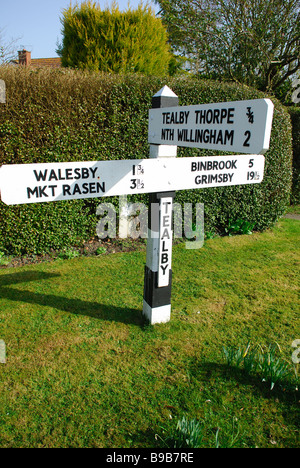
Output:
[
  {"xmin": 160, "ymin": 264, "xmax": 169, "ymax": 275},
  {"xmin": 216, "ymin": 131, "xmax": 223, "ymax": 145},
  {"xmin": 213, "ymin": 109, "xmax": 220, "ymax": 124},
  {"xmin": 194, "ymin": 129, "xmax": 201, "ymax": 142},
  {"xmin": 27, "ymin": 186, "xmax": 39, "ymax": 199},
  {"xmin": 162, "ymin": 129, "xmax": 174, "ymax": 141},
  {"xmin": 33, "ymin": 170, "xmax": 47, "ymax": 182},
  {"xmin": 48, "ymin": 170, "xmax": 58, "ymax": 181},
  {"xmin": 225, "ymin": 130, "xmax": 234, "ymax": 146},
  {"xmin": 177, "ymin": 129, "xmax": 184, "ymax": 141},
  {"xmin": 58, "ymin": 169, "xmax": 66, "ymax": 180},
  {"xmin": 97, "ymin": 182, "xmax": 105, "ymax": 193},
  {"xmin": 89, "ymin": 183, "xmax": 96, "ymax": 193},
  {"xmin": 66, "ymin": 169, "xmax": 73, "ymax": 180},
  {"xmin": 81, "ymin": 168, "xmax": 90, "ymax": 179},
  {"xmin": 161, "ymin": 253, "xmax": 168, "ymax": 264},
  {"xmin": 74, "ymin": 168, "xmax": 81, "ymax": 179},
  {"xmin": 48, "ymin": 185, "xmax": 57, "ymax": 196},
  {"xmin": 38, "ymin": 186, "xmax": 48, "ymax": 198},
  {"xmin": 162, "ymin": 202, "xmax": 171, "ymax": 214},
  {"xmin": 204, "ymin": 129, "xmax": 210, "ymax": 143},
  {"xmin": 162, "ymin": 215, "xmax": 170, "ymax": 227},
  {"xmin": 188, "ymin": 129, "xmax": 195, "ymax": 142},
  {"xmin": 90, "ymin": 168, "xmax": 98, "ymax": 179},
  {"xmin": 161, "ymin": 228, "xmax": 170, "ymax": 239},
  {"xmin": 206, "ymin": 109, "xmax": 213, "ymax": 124},
  {"xmin": 73, "ymin": 184, "xmax": 82, "ymax": 195},
  {"xmin": 63, "ymin": 185, "xmax": 71, "ymax": 196},
  {"xmin": 228, "ymin": 108, "xmax": 235, "ymax": 124},
  {"xmin": 243, "ymin": 131, "xmax": 251, "ymax": 147},
  {"xmin": 210, "ymin": 129, "xmax": 217, "ymax": 144},
  {"xmin": 196, "ymin": 110, "xmax": 206, "ymax": 124},
  {"xmin": 162, "ymin": 112, "xmax": 170, "ymax": 124},
  {"xmin": 162, "ymin": 240, "xmax": 168, "ymax": 252},
  {"xmin": 220, "ymin": 109, "xmax": 227, "ymax": 124},
  {"xmin": 82, "ymin": 183, "xmax": 89, "ymax": 194}
]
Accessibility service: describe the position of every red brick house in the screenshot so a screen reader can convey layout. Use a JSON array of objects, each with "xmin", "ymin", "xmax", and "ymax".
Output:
[{"xmin": 17, "ymin": 49, "xmax": 62, "ymax": 68}]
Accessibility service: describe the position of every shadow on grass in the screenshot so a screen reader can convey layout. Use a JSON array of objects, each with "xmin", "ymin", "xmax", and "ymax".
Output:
[
  {"xmin": 0, "ymin": 271, "xmax": 60, "ymax": 286},
  {"xmin": 191, "ymin": 361, "xmax": 299, "ymax": 428},
  {"xmin": 0, "ymin": 271, "xmax": 145, "ymax": 327}
]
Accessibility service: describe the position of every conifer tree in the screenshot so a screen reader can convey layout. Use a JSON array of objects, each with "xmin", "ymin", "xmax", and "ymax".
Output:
[{"xmin": 57, "ymin": 1, "xmax": 171, "ymax": 75}]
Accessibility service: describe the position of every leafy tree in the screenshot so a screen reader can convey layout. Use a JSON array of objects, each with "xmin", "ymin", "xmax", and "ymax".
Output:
[
  {"xmin": 155, "ymin": 0, "xmax": 300, "ymax": 92},
  {"xmin": 57, "ymin": 1, "xmax": 171, "ymax": 75}
]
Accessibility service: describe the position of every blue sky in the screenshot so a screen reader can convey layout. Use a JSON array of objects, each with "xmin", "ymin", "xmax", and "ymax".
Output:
[{"xmin": 1, "ymin": 0, "xmax": 159, "ymax": 59}]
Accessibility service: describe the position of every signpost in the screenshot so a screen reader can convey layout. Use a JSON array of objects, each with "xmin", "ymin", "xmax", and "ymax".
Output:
[
  {"xmin": 0, "ymin": 154, "xmax": 265, "ymax": 206},
  {"xmin": 0, "ymin": 85, "xmax": 274, "ymax": 325}
]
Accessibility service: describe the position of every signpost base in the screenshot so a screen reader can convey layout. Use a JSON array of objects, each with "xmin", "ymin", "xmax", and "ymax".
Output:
[
  {"xmin": 142, "ymin": 191, "xmax": 175, "ymax": 325},
  {"xmin": 143, "ymin": 301, "xmax": 171, "ymax": 325}
]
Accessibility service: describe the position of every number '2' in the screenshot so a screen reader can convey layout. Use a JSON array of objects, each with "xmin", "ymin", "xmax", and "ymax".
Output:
[{"xmin": 243, "ymin": 131, "xmax": 251, "ymax": 147}]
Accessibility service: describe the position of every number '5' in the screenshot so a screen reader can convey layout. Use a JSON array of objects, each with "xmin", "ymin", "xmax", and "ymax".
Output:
[{"xmin": 249, "ymin": 159, "xmax": 254, "ymax": 168}]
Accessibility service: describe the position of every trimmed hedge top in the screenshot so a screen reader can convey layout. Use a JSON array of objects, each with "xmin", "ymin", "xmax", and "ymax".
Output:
[{"xmin": 0, "ymin": 67, "xmax": 293, "ymax": 255}]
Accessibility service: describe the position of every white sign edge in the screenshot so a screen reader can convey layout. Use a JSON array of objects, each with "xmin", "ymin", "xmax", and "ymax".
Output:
[{"xmin": 261, "ymin": 99, "xmax": 274, "ymax": 154}]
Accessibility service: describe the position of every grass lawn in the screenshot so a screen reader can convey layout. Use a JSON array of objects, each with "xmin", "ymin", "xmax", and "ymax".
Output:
[{"xmin": 0, "ymin": 217, "xmax": 299, "ymax": 448}]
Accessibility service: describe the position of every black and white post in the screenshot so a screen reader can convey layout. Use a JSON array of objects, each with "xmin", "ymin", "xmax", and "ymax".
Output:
[{"xmin": 143, "ymin": 86, "xmax": 179, "ymax": 325}]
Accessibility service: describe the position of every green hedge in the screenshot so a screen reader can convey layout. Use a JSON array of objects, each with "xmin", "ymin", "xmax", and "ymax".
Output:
[
  {"xmin": 0, "ymin": 67, "xmax": 293, "ymax": 255},
  {"xmin": 288, "ymin": 107, "xmax": 300, "ymax": 204}
]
